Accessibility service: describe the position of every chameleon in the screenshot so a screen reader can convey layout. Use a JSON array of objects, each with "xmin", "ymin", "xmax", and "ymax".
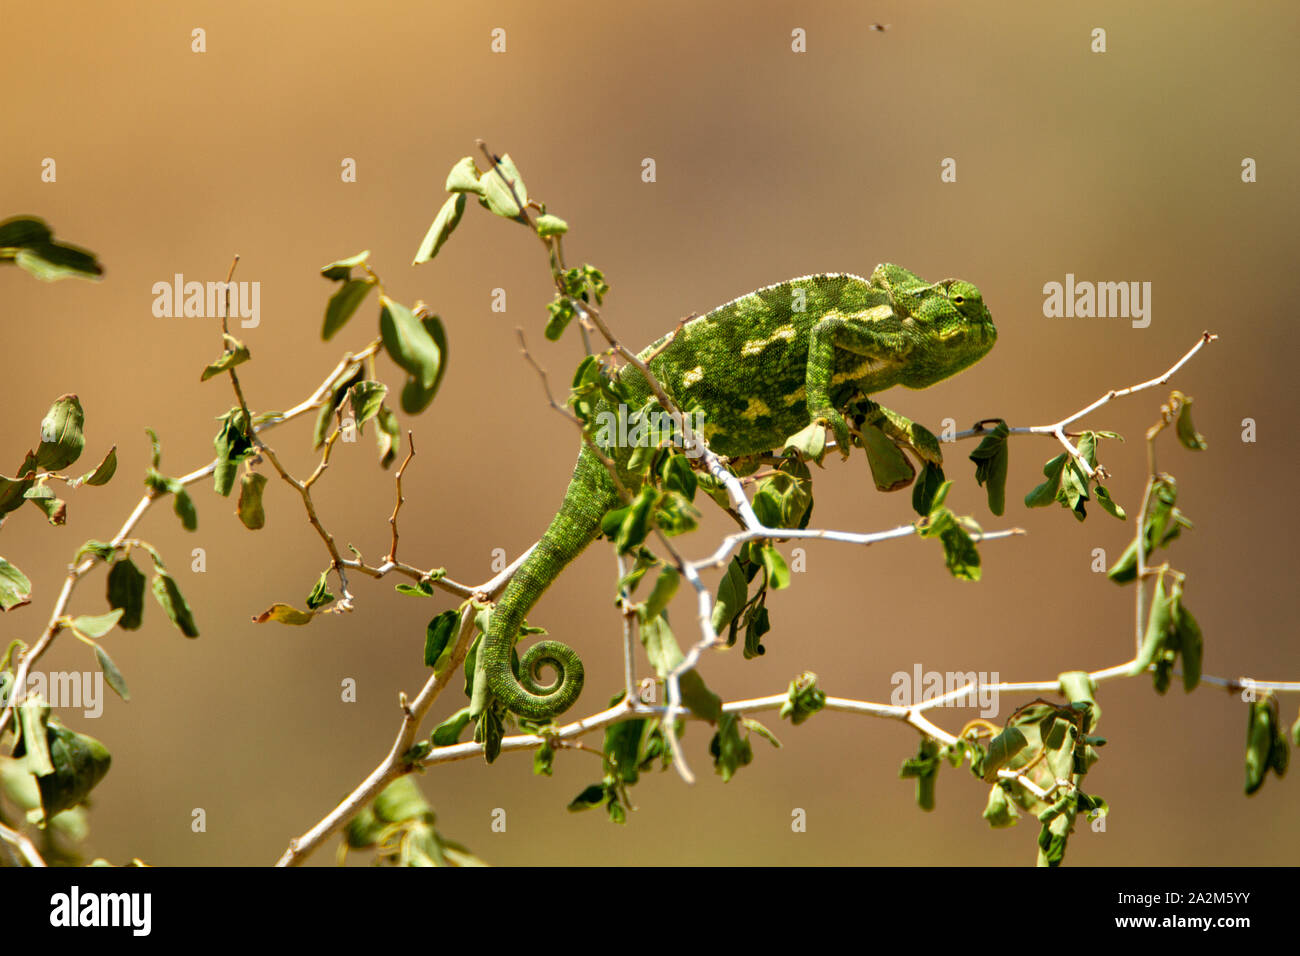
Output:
[{"xmin": 473, "ymin": 263, "xmax": 996, "ymax": 724}]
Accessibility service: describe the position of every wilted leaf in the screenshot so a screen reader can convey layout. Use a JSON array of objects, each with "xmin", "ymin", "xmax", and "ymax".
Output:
[
  {"xmin": 152, "ymin": 572, "xmax": 199, "ymax": 637},
  {"xmin": 412, "ymin": 193, "xmax": 466, "ymax": 265},
  {"xmin": 0, "ymin": 555, "xmax": 33, "ymax": 611},
  {"xmin": 106, "ymin": 557, "xmax": 146, "ymax": 629},
  {"xmin": 236, "ymin": 472, "xmax": 268, "ymax": 529},
  {"xmin": 199, "ymin": 334, "xmax": 251, "ymax": 381},
  {"xmin": 36, "ymin": 395, "xmax": 85, "ymax": 471},
  {"xmin": 251, "ymin": 603, "xmax": 315, "ymax": 626},
  {"xmin": 322, "ymin": 278, "xmax": 375, "ymax": 340}
]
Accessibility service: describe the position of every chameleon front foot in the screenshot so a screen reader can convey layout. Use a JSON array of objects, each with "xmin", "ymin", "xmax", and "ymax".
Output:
[{"xmin": 810, "ymin": 407, "xmax": 852, "ymax": 455}]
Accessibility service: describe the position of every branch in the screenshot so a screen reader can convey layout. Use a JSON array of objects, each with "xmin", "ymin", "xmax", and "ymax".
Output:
[{"xmin": 955, "ymin": 332, "xmax": 1218, "ymax": 478}]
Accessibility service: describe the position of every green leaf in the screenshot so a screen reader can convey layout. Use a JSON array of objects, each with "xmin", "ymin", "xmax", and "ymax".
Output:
[
  {"xmin": 396, "ymin": 579, "xmax": 436, "ymax": 597},
  {"xmin": 36, "ymin": 395, "xmax": 86, "ymax": 471},
  {"xmin": 616, "ymin": 487, "xmax": 656, "ymax": 555},
  {"xmin": 1170, "ymin": 581, "xmax": 1203, "ymax": 692},
  {"xmin": 710, "ymin": 558, "xmax": 748, "ymax": 634},
  {"xmin": 679, "ymin": 669, "xmax": 722, "ymax": 722},
  {"xmin": 412, "ymin": 193, "xmax": 466, "ymax": 265},
  {"xmin": 660, "ymin": 453, "xmax": 697, "ymax": 502},
  {"xmin": 106, "ymin": 557, "xmax": 146, "ymax": 629},
  {"xmin": 431, "ymin": 707, "xmax": 473, "ymax": 747},
  {"xmin": 69, "ymin": 609, "xmax": 123, "ymax": 640},
  {"xmin": 398, "ymin": 313, "xmax": 449, "ymax": 414},
  {"xmin": 1024, "ymin": 453, "xmax": 1067, "ymax": 508},
  {"xmin": 1131, "ymin": 574, "xmax": 1173, "ymax": 678},
  {"xmin": 760, "ymin": 544, "xmax": 790, "ymax": 590},
  {"xmin": 780, "ymin": 672, "xmax": 826, "ymax": 725},
  {"xmin": 348, "ymin": 381, "xmax": 387, "ymax": 431},
  {"xmin": 78, "ymin": 446, "xmax": 117, "ymax": 486},
  {"xmin": 742, "ymin": 603, "xmax": 770, "ymax": 659},
  {"xmin": 251, "ymin": 602, "xmax": 315, "ymax": 626},
  {"xmin": 783, "ymin": 421, "xmax": 827, "ymax": 463},
  {"xmin": 899, "ymin": 737, "xmax": 941, "ymax": 811},
  {"xmin": 752, "ymin": 487, "xmax": 781, "ymax": 528},
  {"xmin": 1245, "ymin": 696, "xmax": 1281, "ymax": 796},
  {"xmin": 643, "ymin": 567, "xmax": 679, "ymax": 621},
  {"xmin": 918, "ymin": 485, "xmax": 982, "ymax": 581},
  {"xmin": 322, "ymin": 278, "xmax": 375, "ymax": 340},
  {"xmin": 860, "ymin": 424, "xmax": 915, "ymax": 492},
  {"xmin": 152, "ymin": 571, "xmax": 199, "ymax": 637},
  {"xmin": 0, "ymin": 217, "xmax": 103, "ymax": 282},
  {"xmin": 639, "ymin": 613, "xmax": 684, "ymax": 676},
  {"xmin": 94, "ymin": 644, "xmax": 130, "ymax": 702},
  {"xmin": 968, "ymin": 422, "xmax": 1009, "ymax": 516},
  {"xmin": 29, "ymin": 491, "xmax": 67, "ymax": 526},
  {"xmin": 305, "ymin": 570, "xmax": 335, "ymax": 611},
  {"xmin": 983, "ymin": 784, "xmax": 1020, "ymax": 828},
  {"xmin": 444, "ymin": 156, "xmax": 484, "ymax": 195},
  {"xmin": 980, "ymin": 726, "xmax": 1029, "ymax": 782},
  {"xmin": 567, "ymin": 784, "xmax": 608, "ymax": 813},
  {"xmin": 535, "ymin": 213, "xmax": 568, "ymax": 238},
  {"xmin": 199, "ymin": 334, "xmax": 251, "ymax": 382},
  {"xmin": 477, "ymin": 153, "xmax": 528, "ymax": 220},
  {"xmin": 0, "ymin": 556, "xmax": 32, "ymax": 612},
  {"xmin": 212, "ymin": 407, "xmax": 255, "ymax": 496},
  {"xmin": 375, "ymin": 402, "xmax": 401, "ymax": 469},
  {"xmin": 145, "ymin": 426, "xmax": 162, "ymax": 469},
  {"xmin": 911, "ymin": 461, "xmax": 946, "ymax": 517},
  {"xmin": 74, "ymin": 540, "xmax": 118, "ymax": 564},
  {"xmin": 16, "ymin": 696, "xmax": 53, "ymax": 775},
  {"xmin": 320, "ymin": 250, "xmax": 370, "ymax": 281},
  {"xmin": 0, "ymin": 451, "xmax": 38, "ymax": 518},
  {"xmin": 172, "ymin": 487, "xmax": 197, "ymax": 531},
  {"xmin": 544, "ymin": 296, "xmax": 577, "ymax": 341},
  {"xmin": 373, "ymin": 776, "xmax": 431, "ymax": 824},
  {"xmin": 1094, "ymin": 484, "xmax": 1126, "ymax": 520},
  {"xmin": 313, "ymin": 362, "xmax": 364, "ymax": 449},
  {"xmin": 1173, "ymin": 392, "xmax": 1207, "ymax": 451},
  {"xmin": 709, "ymin": 712, "xmax": 753, "ymax": 782},
  {"xmin": 380, "ymin": 296, "xmax": 442, "ymax": 391},
  {"xmin": 424, "ymin": 610, "xmax": 460, "ymax": 669},
  {"xmin": 33, "ymin": 723, "xmax": 112, "ymax": 820},
  {"xmin": 236, "ymin": 472, "xmax": 268, "ymax": 530}
]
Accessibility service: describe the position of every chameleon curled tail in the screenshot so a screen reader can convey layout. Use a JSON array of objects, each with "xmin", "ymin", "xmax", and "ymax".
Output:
[{"xmin": 478, "ymin": 448, "xmax": 618, "ymax": 720}]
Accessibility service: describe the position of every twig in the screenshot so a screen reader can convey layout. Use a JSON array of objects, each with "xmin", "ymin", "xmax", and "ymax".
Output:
[
  {"xmin": 955, "ymin": 333, "xmax": 1218, "ymax": 478},
  {"xmin": 387, "ymin": 433, "xmax": 416, "ymax": 564},
  {"xmin": 0, "ymin": 821, "xmax": 46, "ymax": 867}
]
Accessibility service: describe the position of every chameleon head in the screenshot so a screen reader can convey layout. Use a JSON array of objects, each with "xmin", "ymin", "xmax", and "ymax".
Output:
[{"xmin": 897, "ymin": 276, "xmax": 997, "ymax": 388}]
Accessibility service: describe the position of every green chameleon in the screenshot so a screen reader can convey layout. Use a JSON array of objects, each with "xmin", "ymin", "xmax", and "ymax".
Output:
[{"xmin": 473, "ymin": 263, "xmax": 996, "ymax": 724}]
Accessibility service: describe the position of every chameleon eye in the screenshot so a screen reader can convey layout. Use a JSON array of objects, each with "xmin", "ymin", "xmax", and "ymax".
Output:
[{"xmin": 952, "ymin": 294, "xmax": 965, "ymax": 305}]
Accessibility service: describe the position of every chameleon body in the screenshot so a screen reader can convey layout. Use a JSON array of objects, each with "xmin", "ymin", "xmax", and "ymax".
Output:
[{"xmin": 477, "ymin": 263, "xmax": 996, "ymax": 721}]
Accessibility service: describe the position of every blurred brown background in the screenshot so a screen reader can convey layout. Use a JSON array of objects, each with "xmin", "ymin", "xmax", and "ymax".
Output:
[{"xmin": 1, "ymin": 1, "xmax": 1296, "ymax": 866}]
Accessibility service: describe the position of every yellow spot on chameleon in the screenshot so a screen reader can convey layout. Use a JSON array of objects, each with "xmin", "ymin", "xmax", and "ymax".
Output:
[
  {"xmin": 784, "ymin": 385, "xmax": 807, "ymax": 406},
  {"xmin": 832, "ymin": 357, "xmax": 877, "ymax": 385},
  {"xmin": 741, "ymin": 397, "xmax": 771, "ymax": 421},
  {"xmin": 682, "ymin": 366, "xmax": 704, "ymax": 387},
  {"xmin": 740, "ymin": 324, "xmax": 798, "ymax": 357}
]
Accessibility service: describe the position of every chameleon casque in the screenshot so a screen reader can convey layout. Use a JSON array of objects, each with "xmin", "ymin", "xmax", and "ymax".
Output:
[{"xmin": 475, "ymin": 263, "xmax": 996, "ymax": 724}]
